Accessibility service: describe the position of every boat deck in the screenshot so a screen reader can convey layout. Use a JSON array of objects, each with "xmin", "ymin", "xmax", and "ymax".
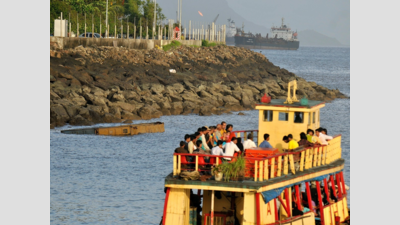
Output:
[{"xmin": 165, "ymin": 158, "xmax": 344, "ymax": 192}]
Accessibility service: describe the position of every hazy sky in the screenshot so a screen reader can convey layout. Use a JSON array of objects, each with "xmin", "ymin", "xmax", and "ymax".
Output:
[{"xmin": 157, "ymin": 0, "xmax": 349, "ymax": 45}]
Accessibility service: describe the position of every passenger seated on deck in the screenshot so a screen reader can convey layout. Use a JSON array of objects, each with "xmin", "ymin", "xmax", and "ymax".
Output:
[
  {"xmin": 175, "ymin": 141, "xmax": 189, "ymax": 154},
  {"xmin": 204, "ymin": 126, "xmax": 214, "ymax": 149},
  {"xmin": 259, "ymin": 133, "xmax": 273, "ymax": 148},
  {"xmin": 287, "ymin": 134, "xmax": 299, "ymax": 150},
  {"xmin": 220, "ymin": 121, "xmax": 227, "ymax": 136},
  {"xmin": 243, "ymin": 133, "xmax": 257, "ymax": 150},
  {"xmin": 328, "ymin": 184, "xmax": 338, "ymax": 203},
  {"xmin": 320, "ymin": 128, "xmax": 328, "ymax": 135},
  {"xmin": 211, "ymin": 140, "xmax": 224, "ymax": 156},
  {"xmin": 209, "ymin": 126, "xmax": 218, "ymax": 147},
  {"xmin": 193, "ymin": 140, "xmax": 210, "ymax": 163},
  {"xmin": 215, "ymin": 124, "xmax": 223, "ymax": 141},
  {"xmin": 175, "ymin": 141, "xmax": 190, "ymax": 161},
  {"xmin": 321, "ymin": 184, "xmax": 337, "ymax": 205},
  {"xmin": 184, "ymin": 134, "xmax": 190, "ymax": 151},
  {"xmin": 236, "ymin": 138, "xmax": 244, "ymax": 151},
  {"xmin": 222, "ymin": 131, "xmax": 230, "ymax": 142},
  {"xmin": 301, "ymin": 192, "xmax": 317, "ymax": 214},
  {"xmin": 298, "ymin": 132, "xmax": 313, "ymax": 147},
  {"xmin": 198, "ymin": 127, "xmax": 211, "ymax": 151},
  {"xmin": 188, "ymin": 135, "xmax": 196, "ymax": 154},
  {"xmin": 193, "ymin": 132, "xmax": 201, "ymax": 150},
  {"xmin": 307, "ymin": 129, "xmax": 318, "ymax": 144},
  {"xmin": 315, "ymin": 128, "xmax": 333, "ymax": 145},
  {"xmin": 283, "ymin": 136, "xmax": 289, "ymax": 144},
  {"xmin": 226, "ymin": 124, "xmax": 236, "ymax": 142},
  {"xmin": 292, "ymin": 193, "xmax": 304, "ymax": 217},
  {"xmin": 223, "ymin": 137, "xmax": 240, "ymax": 161}
]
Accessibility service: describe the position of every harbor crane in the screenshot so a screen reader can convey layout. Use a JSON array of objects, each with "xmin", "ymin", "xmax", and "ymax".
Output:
[{"xmin": 213, "ymin": 14, "xmax": 219, "ymax": 23}]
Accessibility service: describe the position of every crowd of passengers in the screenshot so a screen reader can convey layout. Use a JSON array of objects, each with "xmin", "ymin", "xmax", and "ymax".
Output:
[{"xmin": 174, "ymin": 120, "xmax": 334, "ymax": 160}]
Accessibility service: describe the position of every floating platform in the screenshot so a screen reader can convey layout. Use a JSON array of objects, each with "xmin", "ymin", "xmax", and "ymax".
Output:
[{"xmin": 61, "ymin": 122, "xmax": 164, "ymax": 136}]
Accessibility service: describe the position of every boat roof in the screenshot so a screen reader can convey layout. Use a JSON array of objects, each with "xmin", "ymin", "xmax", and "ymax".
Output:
[
  {"xmin": 255, "ymin": 99, "xmax": 325, "ymax": 109},
  {"xmin": 165, "ymin": 159, "xmax": 344, "ymax": 193}
]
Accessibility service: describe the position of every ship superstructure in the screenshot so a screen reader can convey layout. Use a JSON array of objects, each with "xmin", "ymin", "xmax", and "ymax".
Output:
[
  {"xmin": 225, "ymin": 18, "xmax": 236, "ymax": 45},
  {"xmin": 270, "ymin": 18, "xmax": 298, "ymax": 41}
]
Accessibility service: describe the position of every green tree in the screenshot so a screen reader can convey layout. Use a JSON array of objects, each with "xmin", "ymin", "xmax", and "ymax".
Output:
[{"xmin": 124, "ymin": 0, "xmax": 142, "ymax": 24}]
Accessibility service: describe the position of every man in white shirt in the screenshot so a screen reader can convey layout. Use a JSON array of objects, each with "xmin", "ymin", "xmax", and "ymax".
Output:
[
  {"xmin": 223, "ymin": 137, "xmax": 240, "ymax": 161},
  {"xmin": 315, "ymin": 128, "xmax": 333, "ymax": 145},
  {"xmin": 243, "ymin": 133, "xmax": 257, "ymax": 150},
  {"xmin": 211, "ymin": 140, "xmax": 224, "ymax": 156}
]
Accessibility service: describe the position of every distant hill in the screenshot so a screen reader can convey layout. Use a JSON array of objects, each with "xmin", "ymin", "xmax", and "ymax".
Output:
[
  {"xmin": 298, "ymin": 30, "xmax": 347, "ymax": 47},
  {"xmin": 157, "ymin": 0, "xmax": 269, "ymax": 36}
]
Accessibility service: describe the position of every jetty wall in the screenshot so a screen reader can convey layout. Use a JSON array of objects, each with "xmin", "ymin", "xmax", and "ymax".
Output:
[
  {"xmin": 50, "ymin": 45, "xmax": 348, "ymax": 128},
  {"xmin": 50, "ymin": 37, "xmax": 224, "ymax": 50}
]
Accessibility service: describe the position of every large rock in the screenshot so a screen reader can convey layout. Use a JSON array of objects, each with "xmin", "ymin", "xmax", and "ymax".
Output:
[
  {"xmin": 53, "ymin": 99, "xmax": 79, "ymax": 118},
  {"xmin": 92, "ymin": 96, "xmax": 107, "ymax": 107},
  {"xmin": 78, "ymin": 107, "xmax": 91, "ymax": 119},
  {"xmin": 241, "ymin": 91, "xmax": 253, "ymax": 109},
  {"xmin": 150, "ymin": 83, "xmax": 165, "ymax": 95},
  {"xmin": 170, "ymin": 102, "xmax": 183, "ymax": 115},
  {"xmin": 121, "ymin": 110, "xmax": 141, "ymax": 120},
  {"xmin": 247, "ymin": 81, "xmax": 267, "ymax": 91},
  {"xmin": 109, "ymin": 107, "xmax": 121, "ymax": 119},
  {"xmin": 69, "ymin": 115, "xmax": 92, "ymax": 126},
  {"xmin": 87, "ymin": 105, "xmax": 105, "ymax": 123},
  {"xmin": 108, "ymin": 101, "xmax": 136, "ymax": 113},
  {"xmin": 50, "ymin": 104, "xmax": 70, "ymax": 126},
  {"xmin": 166, "ymin": 83, "xmax": 185, "ymax": 94},
  {"xmin": 123, "ymin": 91, "xmax": 141, "ymax": 102},
  {"xmin": 137, "ymin": 105, "xmax": 163, "ymax": 120},
  {"xmin": 103, "ymin": 113, "xmax": 122, "ymax": 123},
  {"xmin": 181, "ymin": 91, "xmax": 202, "ymax": 103},
  {"xmin": 182, "ymin": 101, "xmax": 200, "ymax": 115},
  {"xmin": 111, "ymin": 93, "xmax": 125, "ymax": 102},
  {"xmin": 50, "ymin": 90, "xmax": 60, "ymax": 101}
]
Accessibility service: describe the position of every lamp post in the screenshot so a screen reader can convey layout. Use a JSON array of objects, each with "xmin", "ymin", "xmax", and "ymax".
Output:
[
  {"xmin": 153, "ymin": 0, "xmax": 156, "ymax": 39},
  {"xmin": 106, "ymin": 0, "xmax": 108, "ymax": 37}
]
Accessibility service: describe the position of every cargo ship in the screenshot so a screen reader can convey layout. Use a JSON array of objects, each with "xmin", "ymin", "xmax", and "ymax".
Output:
[{"xmin": 235, "ymin": 18, "xmax": 299, "ymax": 50}]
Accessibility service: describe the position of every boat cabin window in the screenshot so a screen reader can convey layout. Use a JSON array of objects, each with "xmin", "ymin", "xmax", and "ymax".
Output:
[
  {"xmin": 294, "ymin": 112, "xmax": 304, "ymax": 123},
  {"xmin": 279, "ymin": 112, "xmax": 289, "ymax": 121},
  {"xmin": 263, "ymin": 110, "xmax": 273, "ymax": 122},
  {"xmin": 313, "ymin": 112, "xmax": 316, "ymax": 124}
]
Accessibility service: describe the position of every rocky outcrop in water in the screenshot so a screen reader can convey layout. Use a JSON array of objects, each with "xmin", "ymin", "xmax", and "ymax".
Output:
[{"xmin": 50, "ymin": 45, "xmax": 347, "ymax": 128}]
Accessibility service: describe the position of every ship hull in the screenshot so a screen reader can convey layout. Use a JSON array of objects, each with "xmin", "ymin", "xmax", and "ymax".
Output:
[
  {"xmin": 225, "ymin": 36, "xmax": 235, "ymax": 45},
  {"xmin": 234, "ymin": 36, "xmax": 299, "ymax": 50}
]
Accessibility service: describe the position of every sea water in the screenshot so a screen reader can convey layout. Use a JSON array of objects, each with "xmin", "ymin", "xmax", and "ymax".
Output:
[{"xmin": 50, "ymin": 47, "xmax": 350, "ymax": 224}]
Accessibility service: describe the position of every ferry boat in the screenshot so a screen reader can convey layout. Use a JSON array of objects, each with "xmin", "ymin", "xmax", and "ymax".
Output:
[{"xmin": 161, "ymin": 81, "xmax": 349, "ymax": 225}]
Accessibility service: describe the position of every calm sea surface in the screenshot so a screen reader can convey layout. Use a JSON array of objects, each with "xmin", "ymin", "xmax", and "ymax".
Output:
[{"xmin": 50, "ymin": 47, "xmax": 350, "ymax": 224}]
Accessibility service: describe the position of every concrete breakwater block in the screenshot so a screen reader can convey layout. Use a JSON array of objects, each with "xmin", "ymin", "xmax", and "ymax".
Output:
[{"xmin": 61, "ymin": 122, "xmax": 164, "ymax": 136}]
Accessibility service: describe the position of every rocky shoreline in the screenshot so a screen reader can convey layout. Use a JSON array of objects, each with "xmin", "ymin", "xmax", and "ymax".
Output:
[{"xmin": 50, "ymin": 45, "xmax": 347, "ymax": 128}]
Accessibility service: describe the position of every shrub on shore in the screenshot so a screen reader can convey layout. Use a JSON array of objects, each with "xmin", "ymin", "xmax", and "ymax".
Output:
[{"xmin": 162, "ymin": 40, "xmax": 181, "ymax": 51}]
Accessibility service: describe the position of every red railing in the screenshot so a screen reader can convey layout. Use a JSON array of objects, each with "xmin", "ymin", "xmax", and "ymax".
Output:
[
  {"xmin": 203, "ymin": 212, "xmax": 228, "ymax": 225},
  {"xmin": 172, "ymin": 135, "xmax": 342, "ymax": 182}
]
